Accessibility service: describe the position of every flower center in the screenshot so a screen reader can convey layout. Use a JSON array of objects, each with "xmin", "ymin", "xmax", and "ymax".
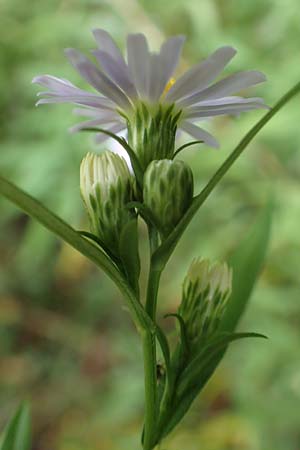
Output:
[{"xmin": 162, "ymin": 77, "xmax": 176, "ymax": 97}]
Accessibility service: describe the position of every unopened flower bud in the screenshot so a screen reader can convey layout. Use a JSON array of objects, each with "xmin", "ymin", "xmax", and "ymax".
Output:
[
  {"xmin": 143, "ymin": 159, "xmax": 193, "ymax": 236},
  {"xmin": 80, "ymin": 151, "xmax": 134, "ymax": 256},
  {"xmin": 179, "ymin": 258, "xmax": 232, "ymax": 341}
]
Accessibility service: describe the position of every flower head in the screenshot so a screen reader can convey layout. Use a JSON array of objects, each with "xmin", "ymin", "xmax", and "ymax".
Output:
[
  {"xmin": 80, "ymin": 151, "xmax": 134, "ymax": 255},
  {"xmin": 33, "ymin": 30, "xmax": 268, "ymax": 167},
  {"xmin": 143, "ymin": 159, "xmax": 193, "ymax": 236},
  {"xmin": 179, "ymin": 258, "xmax": 232, "ymax": 341}
]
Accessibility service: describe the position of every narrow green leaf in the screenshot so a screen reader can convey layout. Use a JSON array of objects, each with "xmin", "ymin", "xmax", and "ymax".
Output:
[
  {"xmin": 173, "ymin": 140, "xmax": 203, "ymax": 159},
  {"xmin": 161, "ymin": 332, "xmax": 266, "ymax": 440},
  {"xmin": 119, "ymin": 218, "xmax": 141, "ymax": 295},
  {"xmin": 220, "ymin": 200, "xmax": 273, "ymax": 332},
  {"xmin": 177, "ymin": 332, "xmax": 266, "ymax": 397},
  {"xmin": 155, "ymin": 325, "xmax": 171, "ymax": 386},
  {"xmin": 157, "ymin": 202, "xmax": 272, "ymax": 442},
  {"xmin": 152, "ymin": 81, "xmax": 300, "ymax": 271},
  {"xmin": 0, "ymin": 402, "xmax": 31, "ymax": 450},
  {"xmin": 0, "ymin": 175, "xmax": 153, "ymax": 334},
  {"xmin": 78, "ymin": 230, "xmax": 121, "ymax": 266},
  {"xmin": 165, "ymin": 313, "xmax": 189, "ymax": 363}
]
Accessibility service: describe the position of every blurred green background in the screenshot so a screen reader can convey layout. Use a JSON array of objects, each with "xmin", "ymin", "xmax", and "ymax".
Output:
[{"xmin": 1, "ymin": 0, "xmax": 300, "ymax": 449}]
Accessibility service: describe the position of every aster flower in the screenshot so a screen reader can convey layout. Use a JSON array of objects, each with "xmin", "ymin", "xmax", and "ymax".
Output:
[{"xmin": 33, "ymin": 30, "xmax": 268, "ymax": 170}]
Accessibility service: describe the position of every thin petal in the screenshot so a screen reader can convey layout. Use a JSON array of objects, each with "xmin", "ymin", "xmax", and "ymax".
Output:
[
  {"xmin": 70, "ymin": 117, "xmax": 122, "ymax": 133},
  {"xmin": 93, "ymin": 29, "xmax": 126, "ymax": 68},
  {"xmin": 32, "ymin": 75, "xmax": 116, "ymax": 109},
  {"xmin": 180, "ymin": 121, "xmax": 219, "ymax": 148},
  {"xmin": 94, "ymin": 123, "xmax": 126, "ymax": 143},
  {"xmin": 32, "ymin": 75, "xmax": 77, "ymax": 92},
  {"xmin": 127, "ymin": 33, "xmax": 149, "ymax": 98},
  {"xmin": 72, "ymin": 108, "xmax": 120, "ymax": 121},
  {"xmin": 65, "ymin": 48, "xmax": 132, "ymax": 109},
  {"xmin": 36, "ymin": 92, "xmax": 114, "ymax": 107},
  {"xmin": 92, "ymin": 49, "xmax": 137, "ymax": 99},
  {"xmin": 196, "ymin": 96, "xmax": 267, "ymax": 106},
  {"xmin": 36, "ymin": 95, "xmax": 116, "ymax": 110},
  {"xmin": 148, "ymin": 35, "xmax": 185, "ymax": 101},
  {"xmin": 146, "ymin": 53, "xmax": 161, "ymax": 101},
  {"xmin": 72, "ymin": 107, "xmax": 119, "ymax": 117},
  {"xmin": 159, "ymin": 35, "xmax": 185, "ymax": 87},
  {"xmin": 33, "ymin": 75, "xmax": 116, "ymax": 110},
  {"xmin": 178, "ymin": 70, "xmax": 267, "ymax": 107},
  {"xmin": 166, "ymin": 46, "xmax": 237, "ymax": 102},
  {"xmin": 185, "ymin": 99, "xmax": 268, "ymax": 119}
]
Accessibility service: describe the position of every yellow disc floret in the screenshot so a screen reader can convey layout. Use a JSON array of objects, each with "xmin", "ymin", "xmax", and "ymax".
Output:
[{"xmin": 162, "ymin": 77, "xmax": 176, "ymax": 97}]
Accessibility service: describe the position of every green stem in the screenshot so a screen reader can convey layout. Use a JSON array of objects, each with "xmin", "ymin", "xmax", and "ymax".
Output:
[
  {"xmin": 156, "ymin": 340, "xmax": 185, "ymax": 445},
  {"xmin": 146, "ymin": 226, "xmax": 161, "ymax": 319},
  {"xmin": 142, "ymin": 226, "xmax": 163, "ymax": 449},
  {"xmin": 145, "ymin": 267, "xmax": 162, "ymax": 320},
  {"xmin": 142, "ymin": 329, "xmax": 158, "ymax": 450},
  {"xmin": 143, "ymin": 265, "xmax": 162, "ymax": 450}
]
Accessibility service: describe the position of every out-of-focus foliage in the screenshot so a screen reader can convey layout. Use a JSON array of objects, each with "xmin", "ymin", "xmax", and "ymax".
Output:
[
  {"xmin": 0, "ymin": 1, "xmax": 300, "ymax": 449},
  {"xmin": 0, "ymin": 402, "xmax": 31, "ymax": 450}
]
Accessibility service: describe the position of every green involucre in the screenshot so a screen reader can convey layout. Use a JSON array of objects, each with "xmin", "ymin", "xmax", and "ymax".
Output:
[
  {"xmin": 127, "ymin": 102, "xmax": 181, "ymax": 171},
  {"xmin": 143, "ymin": 159, "xmax": 194, "ymax": 237},
  {"xmin": 80, "ymin": 151, "xmax": 135, "ymax": 257},
  {"xmin": 179, "ymin": 258, "xmax": 232, "ymax": 342}
]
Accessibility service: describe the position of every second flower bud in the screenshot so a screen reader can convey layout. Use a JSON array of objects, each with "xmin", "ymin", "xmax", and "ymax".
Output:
[{"xmin": 143, "ymin": 159, "xmax": 194, "ymax": 236}]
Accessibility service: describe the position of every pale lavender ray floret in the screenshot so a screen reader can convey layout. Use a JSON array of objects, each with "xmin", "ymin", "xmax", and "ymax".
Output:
[{"xmin": 32, "ymin": 29, "xmax": 268, "ymax": 149}]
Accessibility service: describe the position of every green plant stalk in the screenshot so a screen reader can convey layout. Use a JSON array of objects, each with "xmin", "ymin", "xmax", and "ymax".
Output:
[
  {"xmin": 143, "ymin": 267, "xmax": 162, "ymax": 449},
  {"xmin": 155, "ymin": 365, "xmax": 176, "ymax": 445},
  {"xmin": 145, "ymin": 267, "xmax": 162, "ymax": 320},
  {"xmin": 142, "ymin": 328, "xmax": 158, "ymax": 450},
  {"xmin": 142, "ymin": 226, "xmax": 163, "ymax": 449}
]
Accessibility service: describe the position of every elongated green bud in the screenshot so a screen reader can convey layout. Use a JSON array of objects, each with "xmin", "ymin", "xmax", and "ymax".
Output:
[
  {"xmin": 80, "ymin": 151, "xmax": 134, "ymax": 256},
  {"xmin": 179, "ymin": 258, "xmax": 232, "ymax": 342},
  {"xmin": 143, "ymin": 159, "xmax": 193, "ymax": 236}
]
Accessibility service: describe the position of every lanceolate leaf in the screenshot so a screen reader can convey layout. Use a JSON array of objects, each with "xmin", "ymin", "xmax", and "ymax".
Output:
[
  {"xmin": 220, "ymin": 199, "xmax": 273, "ymax": 332},
  {"xmin": 157, "ymin": 203, "xmax": 272, "ymax": 442},
  {"xmin": 79, "ymin": 230, "xmax": 121, "ymax": 266},
  {"xmin": 152, "ymin": 81, "xmax": 300, "ymax": 271},
  {"xmin": 176, "ymin": 332, "xmax": 266, "ymax": 397},
  {"xmin": 173, "ymin": 140, "xmax": 203, "ymax": 159},
  {"xmin": 0, "ymin": 402, "xmax": 31, "ymax": 450},
  {"xmin": 160, "ymin": 332, "xmax": 266, "ymax": 440},
  {"xmin": 155, "ymin": 325, "xmax": 171, "ymax": 374},
  {"xmin": 0, "ymin": 175, "xmax": 153, "ymax": 334},
  {"xmin": 165, "ymin": 313, "xmax": 190, "ymax": 368}
]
